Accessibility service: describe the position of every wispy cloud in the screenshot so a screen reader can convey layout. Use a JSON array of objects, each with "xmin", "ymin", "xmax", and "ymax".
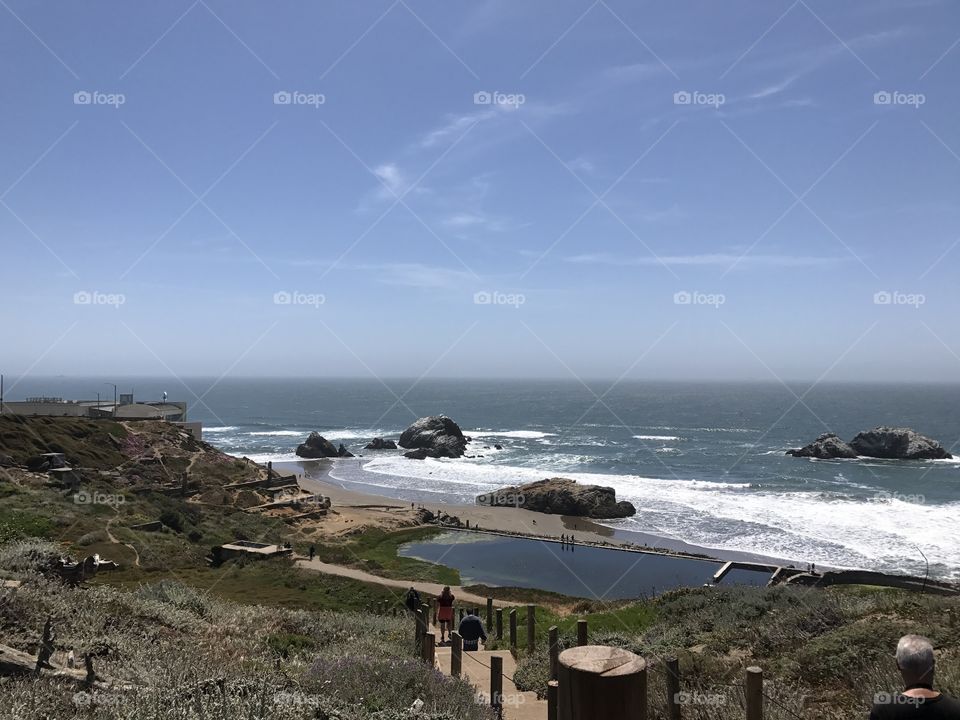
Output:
[
  {"xmin": 565, "ymin": 252, "xmax": 845, "ymax": 268},
  {"xmin": 356, "ymin": 262, "xmax": 478, "ymax": 289}
]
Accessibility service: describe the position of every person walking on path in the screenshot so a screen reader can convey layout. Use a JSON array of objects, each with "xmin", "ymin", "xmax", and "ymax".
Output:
[
  {"xmin": 308, "ymin": 544, "xmax": 315, "ymax": 561},
  {"xmin": 457, "ymin": 609, "xmax": 488, "ymax": 652},
  {"xmin": 436, "ymin": 586, "xmax": 455, "ymax": 643}
]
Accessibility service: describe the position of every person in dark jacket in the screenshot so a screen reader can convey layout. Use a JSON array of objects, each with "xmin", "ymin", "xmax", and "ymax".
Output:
[
  {"xmin": 870, "ymin": 635, "xmax": 960, "ymax": 719},
  {"xmin": 404, "ymin": 586, "xmax": 421, "ymax": 612},
  {"xmin": 457, "ymin": 609, "xmax": 487, "ymax": 651}
]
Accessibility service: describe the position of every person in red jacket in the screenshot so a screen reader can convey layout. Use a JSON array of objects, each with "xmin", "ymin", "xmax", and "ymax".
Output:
[{"xmin": 436, "ymin": 586, "xmax": 455, "ymax": 643}]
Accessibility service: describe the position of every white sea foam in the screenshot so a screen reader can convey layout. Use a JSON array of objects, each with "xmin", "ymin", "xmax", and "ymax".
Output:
[
  {"xmin": 206, "ymin": 426, "xmax": 238, "ymax": 432},
  {"xmin": 634, "ymin": 435, "xmax": 681, "ymax": 441},
  {"xmin": 359, "ymin": 455, "xmax": 960, "ymax": 577},
  {"xmin": 247, "ymin": 430, "xmax": 302, "ymax": 437},
  {"xmin": 468, "ymin": 430, "xmax": 557, "ymax": 439}
]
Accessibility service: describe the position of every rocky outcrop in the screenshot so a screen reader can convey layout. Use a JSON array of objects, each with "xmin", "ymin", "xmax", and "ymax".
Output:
[
  {"xmin": 364, "ymin": 438, "xmax": 397, "ymax": 450},
  {"xmin": 295, "ymin": 433, "xmax": 353, "ymax": 459},
  {"xmin": 477, "ymin": 477, "xmax": 636, "ymax": 519},
  {"xmin": 399, "ymin": 416, "xmax": 467, "ymax": 459},
  {"xmin": 787, "ymin": 427, "xmax": 952, "ymax": 460},
  {"xmin": 849, "ymin": 427, "xmax": 952, "ymax": 460},
  {"xmin": 786, "ymin": 433, "xmax": 857, "ymax": 459}
]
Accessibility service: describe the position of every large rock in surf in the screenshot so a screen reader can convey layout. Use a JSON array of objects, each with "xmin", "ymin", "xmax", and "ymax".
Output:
[
  {"xmin": 787, "ymin": 427, "xmax": 952, "ymax": 460},
  {"xmin": 365, "ymin": 438, "xmax": 397, "ymax": 450},
  {"xmin": 477, "ymin": 477, "xmax": 636, "ymax": 519},
  {"xmin": 296, "ymin": 432, "xmax": 353, "ymax": 458},
  {"xmin": 399, "ymin": 416, "xmax": 467, "ymax": 459},
  {"xmin": 849, "ymin": 427, "xmax": 952, "ymax": 460},
  {"xmin": 786, "ymin": 433, "xmax": 857, "ymax": 459}
]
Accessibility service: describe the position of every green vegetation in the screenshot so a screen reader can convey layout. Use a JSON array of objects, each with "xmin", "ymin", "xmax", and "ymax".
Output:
[
  {"xmin": 100, "ymin": 560, "xmax": 410, "ymax": 613},
  {"xmin": 0, "ymin": 540, "xmax": 492, "ymax": 720},
  {"xmin": 512, "ymin": 585, "xmax": 960, "ymax": 719},
  {"xmin": 311, "ymin": 526, "xmax": 460, "ymax": 585},
  {"xmin": 0, "ymin": 415, "xmax": 128, "ymax": 468}
]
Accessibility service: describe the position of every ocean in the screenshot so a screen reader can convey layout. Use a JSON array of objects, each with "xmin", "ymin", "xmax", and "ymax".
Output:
[{"xmin": 7, "ymin": 377, "xmax": 959, "ymax": 579}]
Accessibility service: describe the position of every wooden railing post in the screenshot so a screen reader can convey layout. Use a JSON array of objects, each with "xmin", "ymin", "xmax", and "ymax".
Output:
[
  {"xmin": 459, "ymin": 607, "xmax": 465, "ymax": 623},
  {"xmin": 415, "ymin": 607, "xmax": 425, "ymax": 655},
  {"xmin": 527, "ymin": 604, "xmax": 536, "ymax": 652},
  {"xmin": 491, "ymin": 656, "xmax": 503, "ymax": 709},
  {"xmin": 486, "ymin": 597, "xmax": 493, "ymax": 630},
  {"xmin": 576, "ymin": 619, "xmax": 588, "ymax": 647},
  {"xmin": 496, "ymin": 608, "xmax": 503, "ymax": 639},
  {"xmin": 451, "ymin": 632, "xmax": 462, "ymax": 677},
  {"xmin": 666, "ymin": 657, "xmax": 681, "ymax": 720},
  {"xmin": 746, "ymin": 666, "xmax": 763, "ymax": 720},
  {"xmin": 549, "ymin": 625, "xmax": 559, "ymax": 680},
  {"xmin": 557, "ymin": 646, "xmax": 646, "ymax": 720},
  {"xmin": 509, "ymin": 608, "xmax": 517, "ymax": 649},
  {"xmin": 422, "ymin": 632, "xmax": 435, "ymax": 666},
  {"xmin": 547, "ymin": 679, "xmax": 559, "ymax": 720}
]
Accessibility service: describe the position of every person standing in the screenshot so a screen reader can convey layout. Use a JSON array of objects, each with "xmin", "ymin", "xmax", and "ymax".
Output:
[
  {"xmin": 436, "ymin": 586, "xmax": 455, "ymax": 643},
  {"xmin": 308, "ymin": 544, "xmax": 316, "ymax": 561},
  {"xmin": 458, "ymin": 609, "xmax": 488, "ymax": 652},
  {"xmin": 870, "ymin": 635, "xmax": 960, "ymax": 718}
]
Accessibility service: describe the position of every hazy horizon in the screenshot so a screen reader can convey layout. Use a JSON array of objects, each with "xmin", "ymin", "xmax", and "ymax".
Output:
[{"xmin": 4, "ymin": 1, "xmax": 960, "ymax": 383}]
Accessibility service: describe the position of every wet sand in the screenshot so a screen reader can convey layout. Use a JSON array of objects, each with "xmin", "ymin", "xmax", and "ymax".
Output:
[{"xmin": 277, "ymin": 459, "xmax": 796, "ymax": 568}]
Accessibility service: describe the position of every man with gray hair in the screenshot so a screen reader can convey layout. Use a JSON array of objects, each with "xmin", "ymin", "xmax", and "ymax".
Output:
[{"xmin": 870, "ymin": 635, "xmax": 960, "ymax": 718}]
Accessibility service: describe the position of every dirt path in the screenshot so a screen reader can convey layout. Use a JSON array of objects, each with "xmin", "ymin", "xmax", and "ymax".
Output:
[
  {"xmin": 295, "ymin": 557, "xmax": 498, "ymax": 607},
  {"xmin": 105, "ymin": 512, "xmax": 140, "ymax": 567}
]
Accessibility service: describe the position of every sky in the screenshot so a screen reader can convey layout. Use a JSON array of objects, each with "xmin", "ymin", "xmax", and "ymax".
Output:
[{"xmin": 2, "ymin": 0, "xmax": 960, "ymax": 384}]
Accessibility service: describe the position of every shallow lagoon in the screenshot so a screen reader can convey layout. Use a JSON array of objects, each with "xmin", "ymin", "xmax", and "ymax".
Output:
[{"xmin": 399, "ymin": 531, "xmax": 770, "ymax": 599}]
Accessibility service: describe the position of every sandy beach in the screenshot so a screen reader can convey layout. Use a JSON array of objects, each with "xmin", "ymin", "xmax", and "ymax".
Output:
[{"xmin": 279, "ymin": 459, "xmax": 791, "ymax": 567}]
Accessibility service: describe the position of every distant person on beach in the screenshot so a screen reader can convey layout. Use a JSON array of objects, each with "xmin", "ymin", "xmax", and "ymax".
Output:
[
  {"xmin": 308, "ymin": 544, "xmax": 315, "ymax": 561},
  {"xmin": 405, "ymin": 586, "xmax": 421, "ymax": 612},
  {"xmin": 436, "ymin": 586, "xmax": 455, "ymax": 642},
  {"xmin": 870, "ymin": 635, "xmax": 960, "ymax": 719},
  {"xmin": 458, "ymin": 609, "xmax": 487, "ymax": 651}
]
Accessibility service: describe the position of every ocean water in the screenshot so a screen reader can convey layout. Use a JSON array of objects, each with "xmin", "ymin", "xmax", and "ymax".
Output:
[{"xmin": 8, "ymin": 377, "xmax": 960, "ymax": 578}]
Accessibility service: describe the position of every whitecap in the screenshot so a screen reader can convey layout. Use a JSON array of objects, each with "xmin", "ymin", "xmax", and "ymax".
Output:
[
  {"xmin": 634, "ymin": 435, "xmax": 681, "ymax": 441},
  {"xmin": 468, "ymin": 430, "xmax": 557, "ymax": 439}
]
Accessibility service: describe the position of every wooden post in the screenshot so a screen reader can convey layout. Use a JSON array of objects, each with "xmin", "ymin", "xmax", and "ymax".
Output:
[
  {"xmin": 496, "ymin": 608, "xmax": 503, "ymax": 639},
  {"xmin": 490, "ymin": 655, "xmax": 503, "ymax": 709},
  {"xmin": 548, "ymin": 680, "xmax": 559, "ymax": 720},
  {"xmin": 526, "ymin": 604, "xmax": 536, "ymax": 652},
  {"xmin": 509, "ymin": 608, "xmax": 517, "ymax": 649},
  {"xmin": 746, "ymin": 666, "xmax": 763, "ymax": 720},
  {"xmin": 486, "ymin": 597, "xmax": 493, "ymax": 629},
  {"xmin": 665, "ymin": 657, "xmax": 681, "ymax": 720},
  {"xmin": 549, "ymin": 626, "xmax": 560, "ymax": 680},
  {"xmin": 451, "ymin": 632, "xmax": 462, "ymax": 678},
  {"xmin": 422, "ymin": 632, "xmax": 435, "ymax": 666},
  {"xmin": 415, "ymin": 608, "xmax": 426, "ymax": 655},
  {"xmin": 576, "ymin": 619, "xmax": 588, "ymax": 647},
  {"xmin": 557, "ymin": 645, "xmax": 647, "ymax": 720},
  {"xmin": 459, "ymin": 607, "xmax": 465, "ymax": 623}
]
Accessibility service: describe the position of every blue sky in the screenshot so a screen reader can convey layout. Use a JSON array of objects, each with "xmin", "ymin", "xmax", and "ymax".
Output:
[{"xmin": 2, "ymin": 0, "xmax": 960, "ymax": 382}]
